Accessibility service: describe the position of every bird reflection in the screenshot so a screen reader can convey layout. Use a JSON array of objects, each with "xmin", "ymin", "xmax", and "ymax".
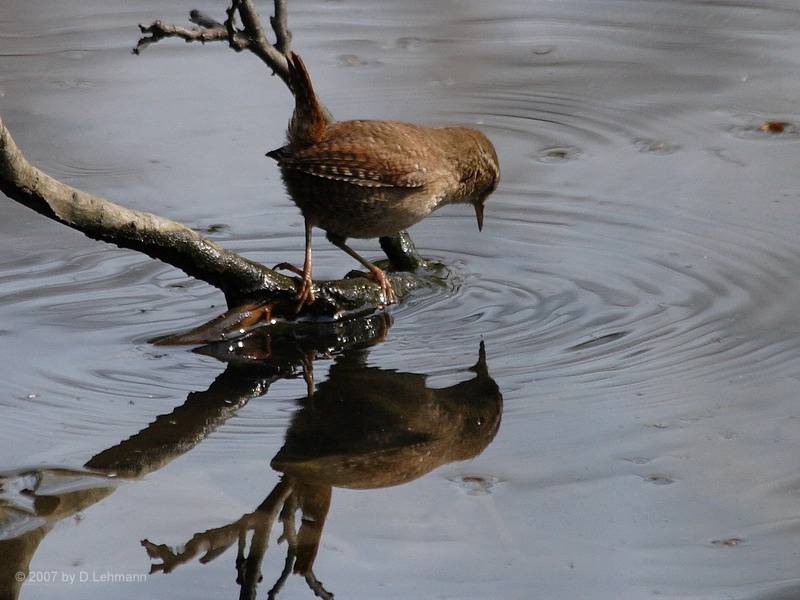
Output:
[
  {"xmin": 143, "ymin": 340, "xmax": 500, "ymax": 599},
  {"xmin": 0, "ymin": 314, "xmax": 501, "ymax": 600},
  {"xmin": 274, "ymin": 341, "xmax": 501, "ymax": 490}
]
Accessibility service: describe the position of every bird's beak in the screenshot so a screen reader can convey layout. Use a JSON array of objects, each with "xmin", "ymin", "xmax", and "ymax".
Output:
[{"xmin": 474, "ymin": 201, "xmax": 485, "ymax": 232}]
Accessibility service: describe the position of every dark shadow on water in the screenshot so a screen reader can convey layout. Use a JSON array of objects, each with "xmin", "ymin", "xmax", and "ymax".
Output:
[{"xmin": 0, "ymin": 314, "xmax": 501, "ymax": 600}]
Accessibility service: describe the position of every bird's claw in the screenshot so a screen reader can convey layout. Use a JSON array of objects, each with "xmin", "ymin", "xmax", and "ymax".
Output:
[
  {"xmin": 294, "ymin": 275, "xmax": 316, "ymax": 313},
  {"xmin": 369, "ymin": 267, "xmax": 398, "ymax": 305},
  {"xmin": 274, "ymin": 262, "xmax": 315, "ymax": 313},
  {"xmin": 344, "ymin": 268, "xmax": 396, "ymax": 304},
  {"xmin": 273, "ymin": 262, "xmax": 305, "ymax": 277}
]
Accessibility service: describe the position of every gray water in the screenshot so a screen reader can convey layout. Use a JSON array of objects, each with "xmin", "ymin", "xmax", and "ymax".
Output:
[{"xmin": 2, "ymin": 1, "xmax": 800, "ymax": 598}]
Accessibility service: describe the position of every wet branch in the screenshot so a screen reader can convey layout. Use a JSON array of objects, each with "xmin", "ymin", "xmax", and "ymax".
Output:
[
  {"xmin": 0, "ymin": 0, "xmax": 434, "ymax": 322},
  {"xmin": 0, "ymin": 116, "xmax": 293, "ymax": 308},
  {"xmin": 0, "ymin": 114, "xmax": 438, "ymax": 318}
]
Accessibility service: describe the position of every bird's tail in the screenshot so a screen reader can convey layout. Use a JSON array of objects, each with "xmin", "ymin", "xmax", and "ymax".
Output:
[{"xmin": 287, "ymin": 51, "xmax": 328, "ymax": 146}]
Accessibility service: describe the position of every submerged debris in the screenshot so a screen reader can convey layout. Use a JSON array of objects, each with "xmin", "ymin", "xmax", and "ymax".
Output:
[
  {"xmin": 536, "ymin": 145, "xmax": 581, "ymax": 163},
  {"xmin": 644, "ymin": 474, "xmax": 674, "ymax": 485},
  {"xmin": 711, "ymin": 537, "xmax": 743, "ymax": 548},
  {"xmin": 450, "ymin": 474, "xmax": 504, "ymax": 496},
  {"xmin": 759, "ymin": 120, "xmax": 788, "ymax": 134}
]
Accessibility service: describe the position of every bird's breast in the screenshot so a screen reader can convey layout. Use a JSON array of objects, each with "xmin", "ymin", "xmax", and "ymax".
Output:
[{"xmin": 280, "ymin": 169, "xmax": 443, "ymax": 238}]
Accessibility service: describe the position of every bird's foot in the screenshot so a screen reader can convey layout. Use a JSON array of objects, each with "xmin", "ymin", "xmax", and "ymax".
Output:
[
  {"xmin": 273, "ymin": 262, "xmax": 305, "ymax": 277},
  {"xmin": 369, "ymin": 267, "xmax": 398, "ymax": 305},
  {"xmin": 294, "ymin": 274, "xmax": 316, "ymax": 313},
  {"xmin": 344, "ymin": 268, "xmax": 397, "ymax": 304},
  {"xmin": 274, "ymin": 262, "xmax": 316, "ymax": 313}
]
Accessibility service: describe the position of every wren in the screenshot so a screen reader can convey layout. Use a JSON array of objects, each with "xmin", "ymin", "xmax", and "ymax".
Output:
[{"xmin": 267, "ymin": 52, "xmax": 499, "ymax": 310}]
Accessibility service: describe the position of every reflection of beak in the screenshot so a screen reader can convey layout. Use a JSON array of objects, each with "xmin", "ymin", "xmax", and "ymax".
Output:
[{"xmin": 474, "ymin": 201, "xmax": 485, "ymax": 232}]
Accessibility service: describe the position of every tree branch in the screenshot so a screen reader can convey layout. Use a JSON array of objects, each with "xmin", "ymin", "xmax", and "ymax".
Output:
[
  {"xmin": 0, "ymin": 117, "xmax": 443, "ymax": 317},
  {"xmin": 0, "ymin": 123, "xmax": 268, "ymax": 302},
  {"xmin": 0, "ymin": 117, "xmax": 292, "ymax": 307},
  {"xmin": 134, "ymin": 19, "xmax": 237, "ymax": 53},
  {"xmin": 135, "ymin": 0, "xmax": 291, "ymax": 87},
  {"xmin": 0, "ymin": 1, "xmax": 436, "ymax": 323},
  {"xmin": 271, "ymin": 0, "xmax": 292, "ymax": 55}
]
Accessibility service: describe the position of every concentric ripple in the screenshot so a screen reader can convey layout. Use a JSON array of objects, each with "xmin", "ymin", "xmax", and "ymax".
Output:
[{"xmin": 385, "ymin": 187, "xmax": 800, "ymax": 400}]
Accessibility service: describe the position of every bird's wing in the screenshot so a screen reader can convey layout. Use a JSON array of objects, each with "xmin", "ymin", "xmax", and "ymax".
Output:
[{"xmin": 271, "ymin": 138, "xmax": 436, "ymax": 188}]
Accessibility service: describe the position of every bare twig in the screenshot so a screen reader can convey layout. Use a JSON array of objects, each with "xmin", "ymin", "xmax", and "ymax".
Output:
[
  {"xmin": 133, "ymin": 20, "xmax": 239, "ymax": 54},
  {"xmin": 136, "ymin": 0, "xmax": 291, "ymax": 86},
  {"xmin": 271, "ymin": 0, "xmax": 292, "ymax": 55},
  {"xmin": 224, "ymin": 0, "xmax": 244, "ymax": 51},
  {"xmin": 189, "ymin": 10, "xmax": 224, "ymax": 30}
]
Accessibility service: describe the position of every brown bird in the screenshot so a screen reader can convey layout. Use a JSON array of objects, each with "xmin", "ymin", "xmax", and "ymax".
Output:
[{"xmin": 268, "ymin": 52, "xmax": 499, "ymax": 310}]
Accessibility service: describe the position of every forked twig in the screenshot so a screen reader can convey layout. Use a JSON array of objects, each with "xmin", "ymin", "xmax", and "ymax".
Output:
[{"xmin": 135, "ymin": 0, "xmax": 292, "ymax": 86}]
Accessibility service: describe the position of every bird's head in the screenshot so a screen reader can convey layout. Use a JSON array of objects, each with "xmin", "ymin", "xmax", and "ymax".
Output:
[{"xmin": 450, "ymin": 128, "xmax": 499, "ymax": 231}]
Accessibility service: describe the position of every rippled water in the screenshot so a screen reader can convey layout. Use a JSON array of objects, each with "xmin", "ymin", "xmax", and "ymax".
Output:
[{"xmin": 3, "ymin": 1, "xmax": 800, "ymax": 598}]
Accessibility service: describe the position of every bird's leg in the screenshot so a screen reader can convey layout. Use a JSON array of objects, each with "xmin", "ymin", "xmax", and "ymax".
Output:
[
  {"xmin": 300, "ymin": 351, "xmax": 315, "ymax": 401},
  {"xmin": 276, "ymin": 220, "xmax": 315, "ymax": 312},
  {"xmin": 326, "ymin": 233, "xmax": 397, "ymax": 304},
  {"xmin": 273, "ymin": 232, "xmax": 311, "ymax": 278},
  {"xmin": 294, "ymin": 219, "xmax": 316, "ymax": 312}
]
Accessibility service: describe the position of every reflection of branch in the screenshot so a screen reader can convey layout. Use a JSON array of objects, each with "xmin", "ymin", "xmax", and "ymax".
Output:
[
  {"xmin": 3, "ymin": 316, "xmax": 415, "ymax": 600},
  {"xmin": 143, "ymin": 477, "xmax": 333, "ymax": 599},
  {"xmin": 267, "ymin": 495, "xmax": 298, "ymax": 599},
  {"xmin": 85, "ymin": 364, "xmax": 282, "ymax": 477},
  {"xmin": 305, "ymin": 572, "xmax": 334, "ymax": 600},
  {"xmin": 138, "ymin": 342, "xmax": 500, "ymax": 600},
  {"xmin": 143, "ymin": 478, "xmax": 293, "ymax": 575},
  {"xmin": 0, "ymin": 468, "xmax": 118, "ymax": 600}
]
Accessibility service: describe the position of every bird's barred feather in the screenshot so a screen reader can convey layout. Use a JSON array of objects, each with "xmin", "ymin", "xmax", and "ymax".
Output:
[{"xmin": 268, "ymin": 124, "xmax": 443, "ymax": 188}]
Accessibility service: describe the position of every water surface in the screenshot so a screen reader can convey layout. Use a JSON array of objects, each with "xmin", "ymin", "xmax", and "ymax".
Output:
[{"xmin": 2, "ymin": 1, "xmax": 800, "ymax": 598}]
